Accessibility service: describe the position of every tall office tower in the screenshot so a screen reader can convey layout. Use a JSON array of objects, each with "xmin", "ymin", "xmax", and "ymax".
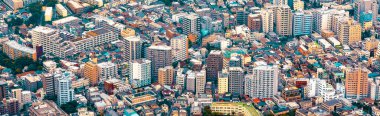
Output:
[
  {"xmin": 273, "ymin": 0, "xmax": 288, "ymax": 5},
  {"xmin": 293, "ymin": 0, "xmax": 304, "ymax": 10},
  {"xmin": 128, "ymin": 59, "xmax": 151, "ymax": 88},
  {"xmin": 261, "ymin": 9, "xmax": 274, "ymax": 33},
  {"xmin": 313, "ymin": 9, "xmax": 332, "ymax": 34},
  {"xmin": 195, "ymin": 70, "xmax": 206, "ymax": 95},
  {"xmin": 376, "ymin": 43, "xmax": 380, "ymax": 58},
  {"xmin": 228, "ymin": 67, "xmax": 244, "ymax": 95},
  {"xmin": 245, "ymin": 65, "xmax": 279, "ymax": 98},
  {"xmin": 247, "ymin": 14, "xmax": 261, "ymax": 32},
  {"xmin": 292, "ymin": 10, "xmax": 313, "ymax": 36},
  {"xmin": 236, "ymin": 8, "xmax": 249, "ymax": 25},
  {"xmin": 41, "ymin": 73, "xmax": 55, "ymax": 97},
  {"xmin": 21, "ymin": 91, "xmax": 32, "ymax": 106},
  {"xmin": 4, "ymin": 98, "xmax": 19, "ymax": 115},
  {"xmin": 186, "ymin": 71, "xmax": 196, "ymax": 92},
  {"xmin": 176, "ymin": 68, "xmax": 185, "ymax": 86},
  {"xmin": 10, "ymin": 89, "xmax": 21, "ymax": 105},
  {"xmin": 83, "ymin": 61, "xmax": 99, "ymax": 86},
  {"xmin": 0, "ymin": 81, "xmax": 8, "ymax": 100},
  {"xmin": 55, "ymin": 72, "xmax": 75, "ymax": 105},
  {"xmin": 170, "ymin": 35, "xmax": 188, "ymax": 61},
  {"xmin": 338, "ymin": 19, "xmax": 362, "ymax": 45},
  {"xmin": 229, "ymin": 56, "xmax": 242, "ymax": 67},
  {"xmin": 369, "ymin": 77, "xmax": 380, "ymax": 100},
  {"xmin": 218, "ymin": 70, "xmax": 229, "ymax": 94},
  {"xmin": 201, "ymin": 16, "xmax": 213, "ymax": 33},
  {"xmin": 354, "ymin": 0, "xmax": 378, "ymax": 22},
  {"xmin": 222, "ymin": 13, "xmax": 230, "ymax": 28},
  {"xmin": 331, "ymin": 14, "xmax": 348, "ymax": 34},
  {"xmin": 122, "ymin": 36, "xmax": 141, "ymax": 62},
  {"xmin": 276, "ymin": 5, "xmax": 292, "ymax": 36},
  {"xmin": 97, "ymin": 62, "xmax": 118, "ymax": 81},
  {"xmin": 158, "ymin": 66, "xmax": 174, "ymax": 85},
  {"xmin": 147, "ymin": 44, "xmax": 172, "ymax": 83},
  {"xmin": 182, "ymin": 14, "xmax": 201, "ymax": 35},
  {"xmin": 345, "ymin": 66, "xmax": 369, "ymax": 99},
  {"xmin": 206, "ymin": 50, "xmax": 223, "ymax": 82}
]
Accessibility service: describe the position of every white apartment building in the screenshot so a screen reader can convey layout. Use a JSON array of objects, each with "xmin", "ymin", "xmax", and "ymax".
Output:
[
  {"xmin": 97, "ymin": 62, "xmax": 118, "ymax": 81},
  {"xmin": 55, "ymin": 72, "xmax": 75, "ymax": 105},
  {"xmin": 122, "ymin": 36, "xmax": 141, "ymax": 62},
  {"xmin": 245, "ymin": 64, "xmax": 279, "ymax": 98},
  {"xmin": 71, "ymin": 28, "xmax": 117, "ymax": 52},
  {"xmin": 261, "ymin": 9, "xmax": 274, "ymax": 33},
  {"xmin": 195, "ymin": 70, "xmax": 206, "ymax": 95},
  {"xmin": 128, "ymin": 59, "xmax": 151, "ymax": 88},
  {"xmin": 170, "ymin": 35, "xmax": 188, "ymax": 61}
]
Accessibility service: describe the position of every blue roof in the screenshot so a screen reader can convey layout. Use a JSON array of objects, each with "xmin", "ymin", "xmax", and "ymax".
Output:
[
  {"xmin": 334, "ymin": 62, "xmax": 342, "ymax": 67},
  {"xmin": 124, "ymin": 109, "xmax": 139, "ymax": 116},
  {"xmin": 369, "ymin": 73, "xmax": 379, "ymax": 78}
]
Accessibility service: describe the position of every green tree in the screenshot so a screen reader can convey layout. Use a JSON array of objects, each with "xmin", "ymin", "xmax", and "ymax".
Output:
[
  {"xmin": 60, "ymin": 101, "xmax": 79, "ymax": 114},
  {"xmin": 43, "ymin": 0, "xmax": 58, "ymax": 7}
]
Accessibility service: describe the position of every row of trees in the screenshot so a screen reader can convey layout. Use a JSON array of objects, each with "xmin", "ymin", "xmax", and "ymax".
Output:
[{"xmin": 0, "ymin": 51, "xmax": 42, "ymax": 74}]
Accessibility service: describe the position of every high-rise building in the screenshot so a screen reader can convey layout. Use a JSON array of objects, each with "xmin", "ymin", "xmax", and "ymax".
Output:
[
  {"xmin": 186, "ymin": 71, "xmax": 196, "ymax": 92},
  {"xmin": 313, "ymin": 9, "xmax": 332, "ymax": 34},
  {"xmin": 2, "ymin": 41, "xmax": 37, "ymax": 61},
  {"xmin": 293, "ymin": 0, "xmax": 304, "ymax": 10},
  {"xmin": 147, "ymin": 44, "xmax": 172, "ymax": 83},
  {"xmin": 261, "ymin": 9, "xmax": 274, "ymax": 33},
  {"xmin": 11, "ymin": 89, "xmax": 31, "ymax": 108},
  {"xmin": 354, "ymin": 0, "xmax": 378, "ymax": 22},
  {"xmin": 273, "ymin": 0, "xmax": 288, "ymax": 5},
  {"xmin": 313, "ymin": 8, "xmax": 348, "ymax": 34},
  {"xmin": 245, "ymin": 64, "xmax": 279, "ymax": 98},
  {"xmin": 83, "ymin": 61, "xmax": 99, "ymax": 86},
  {"xmin": 122, "ymin": 36, "xmax": 141, "ymax": 62},
  {"xmin": 331, "ymin": 14, "xmax": 349, "ymax": 34},
  {"xmin": 55, "ymin": 72, "xmax": 75, "ymax": 105},
  {"xmin": 376, "ymin": 42, "xmax": 380, "ymax": 58},
  {"xmin": 41, "ymin": 73, "xmax": 55, "ymax": 97},
  {"xmin": 206, "ymin": 50, "xmax": 223, "ymax": 82},
  {"xmin": 176, "ymin": 68, "xmax": 186, "ymax": 87},
  {"xmin": 4, "ymin": 98, "xmax": 19, "ymax": 115},
  {"xmin": 97, "ymin": 62, "xmax": 118, "ymax": 81},
  {"xmin": 195, "ymin": 70, "xmax": 206, "ymax": 95},
  {"xmin": 182, "ymin": 14, "xmax": 201, "ymax": 35},
  {"xmin": 0, "ymin": 81, "xmax": 8, "ymax": 100},
  {"xmin": 222, "ymin": 13, "xmax": 230, "ymax": 28},
  {"xmin": 218, "ymin": 70, "xmax": 229, "ymax": 94},
  {"xmin": 292, "ymin": 10, "xmax": 313, "ymax": 36},
  {"xmin": 236, "ymin": 8, "xmax": 249, "ymax": 25},
  {"xmin": 345, "ymin": 66, "xmax": 369, "ymax": 99},
  {"xmin": 21, "ymin": 91, "xmax": 32, "ymax": 106},
  {"xmin": 30, "ymin": 26, "xmax": 59, "ymax": 54},
  {"xmin": 247, "ymin": 14, "xmax": 261, "ymax": 32},
  {"xmin": 338, "ymin": 19, "xmax": 362, "ymax": 45},
  {"xmin": 228, "ymin": 67, "xmax": 244, "ymax": 95},
  {"xmin": 11, "ymin": 89, "xmax": 21, "ymax": 106},
  {"xmin": 158, "ymin": 66, "xmax": 174, "ymax": 85},
  {"xmin": 128, "ymin": 59, "xmax": 151, "ymax": 88},
  {"xmin": 276, "ymin": 5, "xmax": 292, "ymax": 36},
  {"xmin": 170, "ymin": 35, "xmax": 188, "ymax": 61},
  {"xmin": 369, "ymin": 77, "xmax": 380, "ymax": 100}
]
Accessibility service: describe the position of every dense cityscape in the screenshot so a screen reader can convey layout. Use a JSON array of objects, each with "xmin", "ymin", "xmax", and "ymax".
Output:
[{"xmin": 0, "ymin": 0, "xmax": 378, "ymax": 115}]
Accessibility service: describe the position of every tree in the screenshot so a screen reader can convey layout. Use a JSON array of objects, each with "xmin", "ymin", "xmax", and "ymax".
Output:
[
  {"xmin": 60, "ymin": 101, "xmax": 79, "ymax": 114},
  {"xmin": 26, "ymin": 2, "xmax": 43, "ymax": 26},
  {"xmin": 43, "ymin": 0, "xmax": 58, "ymax": 7}
]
